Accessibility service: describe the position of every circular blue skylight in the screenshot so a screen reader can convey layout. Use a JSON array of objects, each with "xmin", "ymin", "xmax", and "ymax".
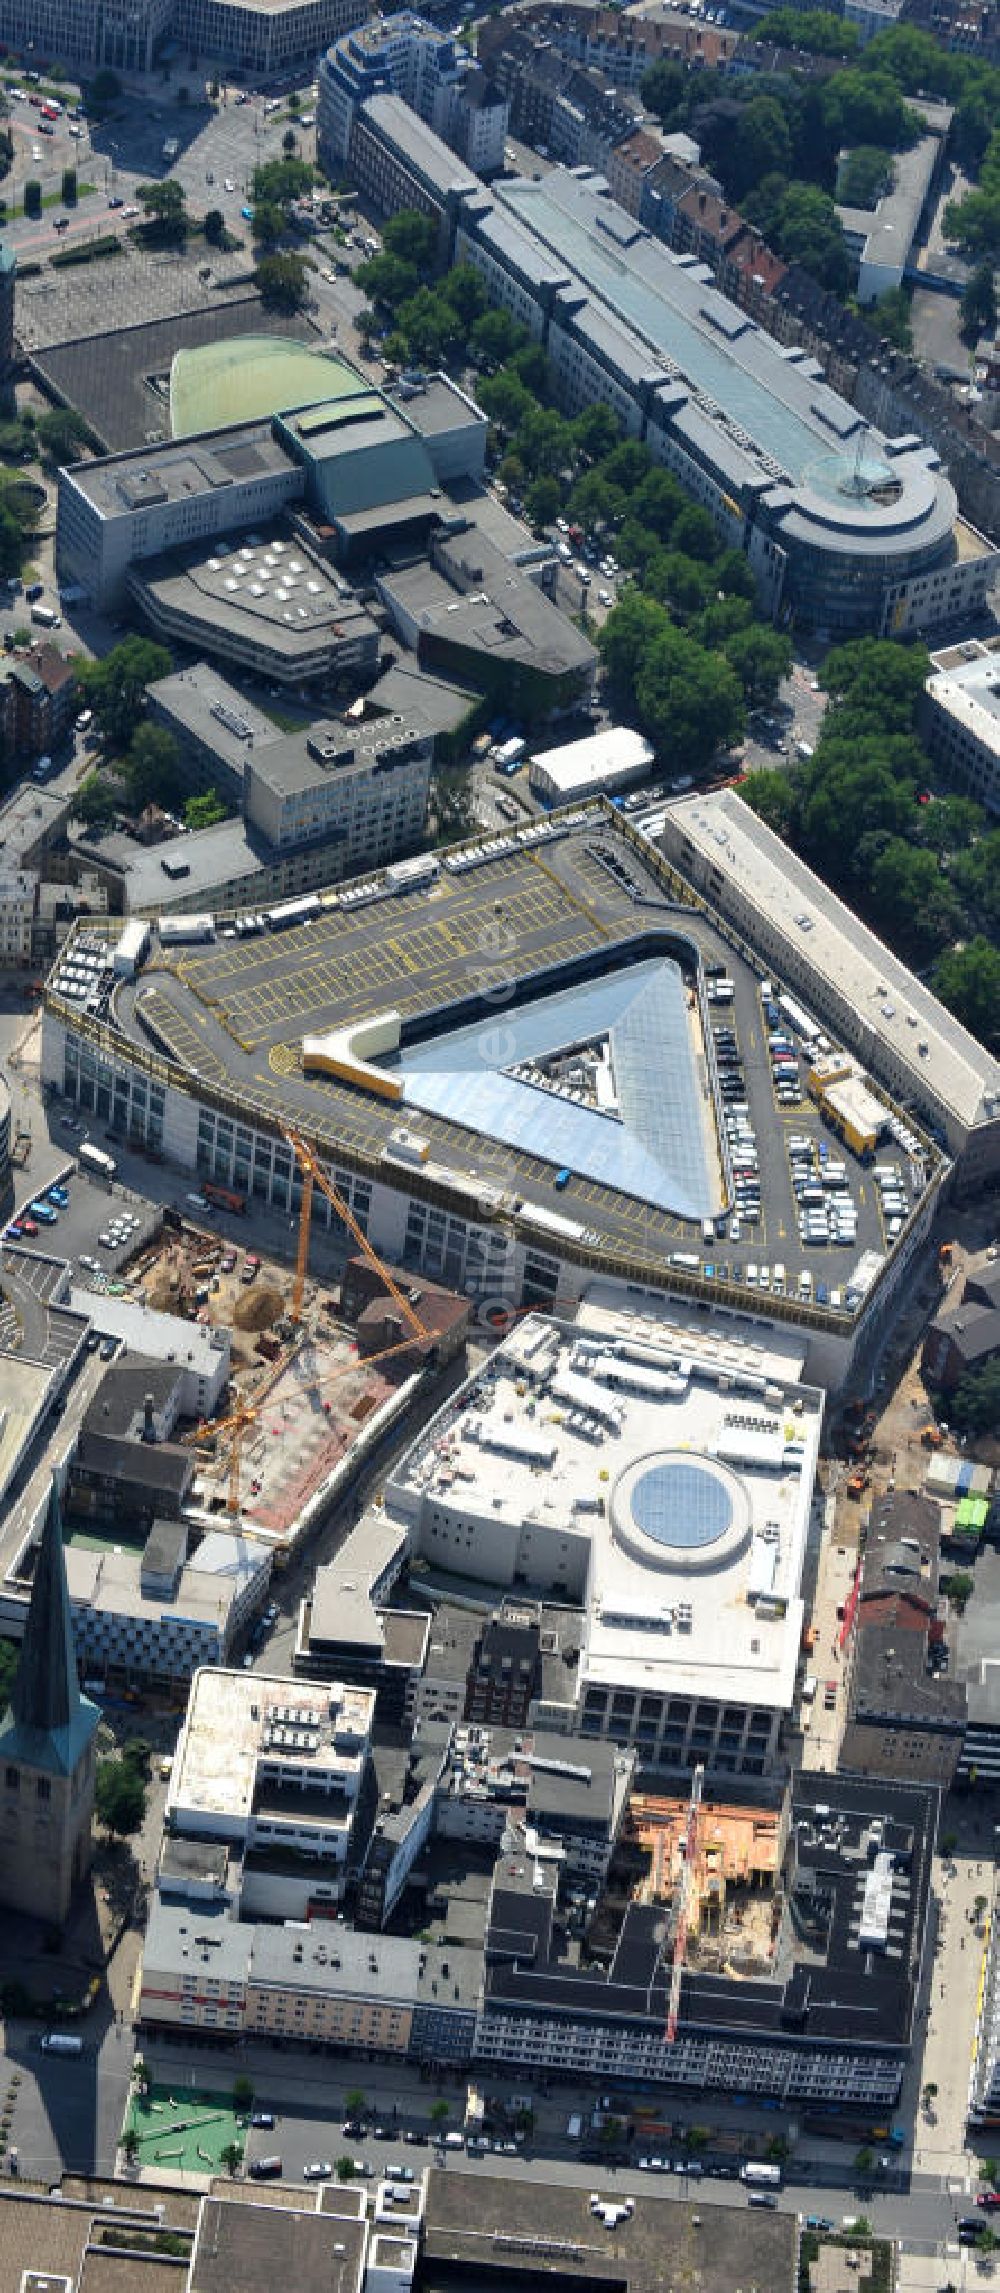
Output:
[{"xmin": 630, "ymin": 1458, "xmax": 734, "ymax": 1550}]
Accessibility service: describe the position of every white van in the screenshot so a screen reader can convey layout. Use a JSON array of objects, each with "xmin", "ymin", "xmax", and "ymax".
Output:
[
  {"xmin": 772, "ymin": 1262, "xmax": 786, "ymax": 1293},
  {"xmin": 185, "ymin": 1192, "xmax": 210, "ymax": 1213},
  {"xmin": 798, "ymin": 1270, "xmax": 814, "ymax": 1300}
]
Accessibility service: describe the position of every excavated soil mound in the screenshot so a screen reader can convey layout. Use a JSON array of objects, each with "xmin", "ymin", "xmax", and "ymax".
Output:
[{"xmin": 233, "ymin": 1282, "xmax": 284, "ymax": 1333}]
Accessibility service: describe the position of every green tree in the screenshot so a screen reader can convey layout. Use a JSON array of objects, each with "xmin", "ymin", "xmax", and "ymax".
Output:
[
  {"xmin": 345, "ymin": 2088, "xmax": 367, "ymax": 2117},
  {"xmin": 670, "ymin": 503, "xmax": 720, "ymax": 564},
  {"xmin": 336, "ymin": 2156, "xmax": 357, "ymax": 2179},
  {"xmin": 395, "ymin": 284, "xmax": 462, "ymax": 366},
  {"xmin": 282, "ymin": 128, "xmax": 298, "ymax": 158},
  {"xmin": 61, "ymin": 166, "xmax": 78, "ymax": 207},
  {"xmin": 950, "ymin": 1359, "xmax": 1000, "ymax": 1437},
  {"xmin": 724, "ymin": 625, "xmax": 792, "ymax": 707},
  {"xmin": 960, "ymin": 260, "xmax": 997, "ymax": 344},
  {"xmin": 252, "ymin": 157, "xmax": 312, "ymax": 207},
  {"xmin": 648, "ymin": 548, "xmax": 716, "ymax": 618},
  {"xmin": 869, "ymin": 284, "xmax": 913, "ymax": 350},
  {"xmin": 729, "ymin": 95, "xmax": 794, "ymax": 201},
  {"xmin": 716, "ymin": 549, "xmax": 758, "ymax": 601},
  {"xmin": 75, "ymin": 772, "xmax": 120, "ymax": 828},
  {"xmin": 442, "ymin": 261, "xmax": 487, "ymax": 332},
  {"xmin": 80, "ymin": 639, "xmax": 171, "ymax": 749},
  {"xmin": 933, "ymin": 937, "xmax": 1000, "ymax": 1049},
  {"xmin": 95, "ymin": 1757, "xmax": 146, "ymax": 1836},
  {"xmin": 477, "ymin": 368, "xmax": 534, "ymax": 438},
  {"xmin": 598, "ymin": 588, "xmax": 672, "ymax": 695},
  {"xmin": 740, "ymin": 768, "xmax": 796, "ymax": 838},
  {"xmin": 642, "ymin": 58, "xmax": 689, "ymax": 128},
  {"xmin": 0, "ymin": 130, "xmax": 14, "ymax": 185},
  {"xmin": 759, "ymin": 7, "xmax": 858, "ymax": 54},
  {"xmin": 185, "ymin": 790, "xmax": 226, "ymax": 830},
  {"xmin": 867, "ymin": 838, "xmax": 961, "ymax": 959},
  {"xmin": 855, "ymin": 2147, "xmax": 875, "ymax": 2178},
  {"xmin": 232, "ymin": 2074, "xmax": 254, "ymax": 2111},
  {"xmin": 203, "ymin": 208, "xmax": 226, "ymax": 246},
  {"xmin": 746, "ymin": 177, "xmax": 851, "ymax": 293},
  {"xmin": 822, "ymin": 634, "xmax": 929, "ymax": 723},
  {"xmin": 127, "ymin": 722, "xmax": 184, "ymax": 810},
  {"xmin": 821, "ymin": 67, "xmax": 922, "ymax": 151},
  {"xmin": 799, "ymin": 759, "xmax": 915, "ymax": 881},
  {"xmin": 509, "ymin": 343, "xmax": 552, "ymax": 398},
  {"xmin": 525, "ymin": 474, "xmax": 562, "ymax": 529},
  {"xmin": 356, "ymin": 250, "xmax": 419, "ymax": 311},
  {"xmin": 221, "ymin": 2141, "xmax": 244, "ymax": 2176},
  {"xmin": 382, "ymin": 210, "xmax": 437, "ymax": 269},
  {"xmin": 89, "ymin": 67, "xmax": 122, "ymax": 113},
  {"xmin": 253, "ymin": 252, "xmax": 309, "ymax": 311},
  {"xmin": 952, "ymin": 832, "xmax": 1000, "ymax": 933},
  {"xmin": 945, "ymin": 126, "xmax": 1000, "ymax": 257},
  {"xmin": 0, "ymin": 1638, "xmax": 17, "ymax": 1708},
  {"xmin": 947, "ymin": 1571, "xmax": 975, "ymax": 1613},
  {"xmin": 251, "ymin": 202, "xmax": 285, "ymax": 246},
  {"xmin": 138, "ymin": 179, "xmax": 189, "ymax": 244},
  {"xmin": 430, "ymin": 2099, "xmax": 450, "ymax": 2128},
  {"xmin": 122, "ymin": 2127, "xmax": 139, "ymax": 2165},
  {"xmin": 23, "ymin": 180, "xmax": 41, "ymax": 220},
  {"xmin": 572, "ymin": 402, "xmax": 622, "ymax": 464},
  {"xmin": 0, "ymin": 507, "xmax": 24, "ymax": 579},
  {"xmin": 918, "ymin": 795, "xmax": 985, "ymax": 857},
  {"xmin": 36, "ymin": 406, "xmax": 93, "ymax": 463},
  {"xmin": 635, "ymin": 624, "xmax": 745, "ymax": 767},
  {"xmin": 838, "ymin": 145, "xmax": 892, "ymax": 208},
  {"xmin": 470, "ymin": 307, "xmax": 528, "ymax": 367}
]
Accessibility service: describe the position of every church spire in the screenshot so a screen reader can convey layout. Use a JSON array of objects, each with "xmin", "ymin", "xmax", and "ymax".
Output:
[
  {"xmin": 12, "ymin": 1477, "xmax": 79, "ymax": 1733},
  {"xmin": 0, "ymin": 1477, "xmax": 96, "ymax": 1773}
]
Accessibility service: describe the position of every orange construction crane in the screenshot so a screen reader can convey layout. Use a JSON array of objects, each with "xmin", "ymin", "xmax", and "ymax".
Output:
[
  {"xmin": 665, "ymin": 1762, "xmax": 704, "ymax": 2043},
  {"xmin": 184, "ymin": 1325, "xmax": 431, "ymax": 1516},
  {"xmin": 183, "ymin": 1128, "xmax": 432, "ymax": 1517},
  {"xmin": 282, "ymin": 1125, "xmax": 429, "ymax": 1343}
]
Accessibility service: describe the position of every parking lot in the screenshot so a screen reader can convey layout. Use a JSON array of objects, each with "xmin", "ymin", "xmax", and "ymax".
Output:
[
  {"xmin": 9, "ymin": 1142, "xmax": 161, "ymax": 1290},
  {"xmin": 58, "ymin": 817, "xmax": 927, "ymax": 1298}
]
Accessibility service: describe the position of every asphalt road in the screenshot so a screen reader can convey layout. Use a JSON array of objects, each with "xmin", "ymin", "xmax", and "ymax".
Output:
[{"xmin": 23, "ymin": 2014, "xmax": 977, "ymax": 2259}]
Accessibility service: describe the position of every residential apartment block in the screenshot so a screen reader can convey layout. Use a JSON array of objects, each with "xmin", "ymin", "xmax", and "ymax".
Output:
[
  {"xmin": 923, "ymin": 637, "xmax": 1000, "ymax": 815},
  {"xmin": 318, "ymin": 11, "xmax": 508, "ymax": 178}
]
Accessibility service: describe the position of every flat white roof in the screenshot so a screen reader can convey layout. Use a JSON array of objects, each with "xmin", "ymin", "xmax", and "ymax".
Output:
[
  {"xmin": 68, "ymin": 1291, "xmax": 231, "ymax": 1380},
  {"xmin": 927, "ymin": 641, "xmax": 1000, "ymax": 756},
  {"xmin": 169, "ymin": 1666, "xmax": 375, "ymax": 1831},
  {"xmin": 665, "ymin": 788, "xmax": 1000, "ymax": 1133},
  {"xmin": 392, "ymin": 1309, "xmax": 820, "ymax": 1714},
  {"xmin": 530, "ymin": 725, "xmax": 654, "ymax": 796}
]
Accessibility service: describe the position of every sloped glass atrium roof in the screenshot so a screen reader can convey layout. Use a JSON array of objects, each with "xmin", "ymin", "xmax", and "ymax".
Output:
[{"xmin": 395, "ymin": 957, "xmax": 716, "ymax": 1219}]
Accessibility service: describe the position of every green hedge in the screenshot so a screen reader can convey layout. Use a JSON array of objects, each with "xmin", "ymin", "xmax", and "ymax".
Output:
[{"xmin": 51, "ymin": 236, "xmax": 123, "ymax": 269}]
